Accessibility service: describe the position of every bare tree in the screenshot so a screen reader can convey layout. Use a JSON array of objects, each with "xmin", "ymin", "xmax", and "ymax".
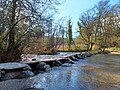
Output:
[
  {"xmin": 77, "ymin": 0, "xmax": 120, "ymax": 51},
  {"xmin": 95, "ymin": 0, "xmax": 120, "ymax": 51},
  {"xmin": 0, "ymin": 0, "xmax": 64, "ymax": 62},
  {"xmin": 78, "ymin": 8, "xmax": 96, "ymax": 51}
]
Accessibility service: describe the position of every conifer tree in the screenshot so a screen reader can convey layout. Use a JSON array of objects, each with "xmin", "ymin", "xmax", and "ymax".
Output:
[{"xmin": 67, "ymin": 19, "xmax": 72, "ymax": 50}]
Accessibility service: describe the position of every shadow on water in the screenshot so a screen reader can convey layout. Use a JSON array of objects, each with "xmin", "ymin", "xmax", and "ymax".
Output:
[{"xmin": 31, "ymin": 54, "xmax": 120, "ymax": 90}]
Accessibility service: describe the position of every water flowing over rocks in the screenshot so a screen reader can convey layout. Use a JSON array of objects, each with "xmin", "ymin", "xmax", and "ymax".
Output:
[
  {"xmin": 0, "ymin": 72, "xmax": 1, "ymax": 79},
  {"xmin": 66, "ymin": 58, "xmax": 74, "ymax": 64},
  {"xmin": 22, "ymin": 70, "xmax": 34, "ymax": 77},
  {"xmin": 62, "ymin": 63, "xmax": 72, "ymax": 67},
  {"xmin": 0, "ymin": 52, "xmax": 94, "ymax": 81}
]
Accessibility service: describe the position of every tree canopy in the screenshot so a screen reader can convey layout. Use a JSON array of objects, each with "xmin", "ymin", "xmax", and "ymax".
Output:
[{"xmin": 0, "ymin": 0, "xmax": 64, "ymax": 62}]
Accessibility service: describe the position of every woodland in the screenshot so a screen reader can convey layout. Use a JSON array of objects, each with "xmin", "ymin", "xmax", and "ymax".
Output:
[{"xmin": 0, "ymin": 0, "xmax": 120, "ymax": 62}]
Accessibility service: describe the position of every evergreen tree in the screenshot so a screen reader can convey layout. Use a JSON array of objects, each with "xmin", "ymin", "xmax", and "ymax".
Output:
[{"xmin": 67, "ymin": 19, "xmax": 72, "ymax": 50}]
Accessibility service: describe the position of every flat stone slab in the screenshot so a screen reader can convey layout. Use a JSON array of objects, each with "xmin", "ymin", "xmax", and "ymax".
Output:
[
  {"xmin": 22, "ymin": 53, "xmax": 82, "ymax": 64},
  {"xmin": 21, "ymin": 52, "xmax": 82, "ymax": 61},
  {"xmin": 0, "ymin": 63, "xmax": 28, "ymax": 70}
]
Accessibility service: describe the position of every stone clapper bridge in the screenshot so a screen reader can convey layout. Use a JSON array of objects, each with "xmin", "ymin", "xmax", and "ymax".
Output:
[{"xmin": 0, "ymin": 52, "xmax": 93, "ymax": 80}]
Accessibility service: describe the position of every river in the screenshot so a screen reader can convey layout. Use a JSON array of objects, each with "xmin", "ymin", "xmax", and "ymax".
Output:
[
  {"xmin": 0, "ymin": 53, "xmax": 120, "ymax": 90},
  {"xmin": 30, "ymin": 54, "xmax": 120, "ymax": 90}
]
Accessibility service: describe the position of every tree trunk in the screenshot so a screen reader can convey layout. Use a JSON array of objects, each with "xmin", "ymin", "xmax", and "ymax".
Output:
[
  {"xmin": 1, "ymin": 0, "xmax": 22, "ymax": 62},
  {"xmin": 8, "ymin": 0, "xmax": 16, "ymax": 49},
  {"xmin": 89, "ymin": 43, "xmax": 94, "ymax": 51}
]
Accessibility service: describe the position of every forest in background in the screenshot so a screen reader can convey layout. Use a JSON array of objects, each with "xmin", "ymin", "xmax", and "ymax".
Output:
[{"xmin": 0, "ymin": 0, "xmax": 120, "ymax": 62}]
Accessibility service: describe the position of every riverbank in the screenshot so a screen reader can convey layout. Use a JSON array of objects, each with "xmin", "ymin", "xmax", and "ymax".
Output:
[{"xmin": 110, "ymin": 51, "xmax": 120, "ymax": 54}]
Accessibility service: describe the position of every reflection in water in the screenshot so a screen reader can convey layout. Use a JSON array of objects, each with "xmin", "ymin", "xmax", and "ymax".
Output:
[{"xmin": 31, "ymin": 54, "xmax": 120, "ymax": 90}]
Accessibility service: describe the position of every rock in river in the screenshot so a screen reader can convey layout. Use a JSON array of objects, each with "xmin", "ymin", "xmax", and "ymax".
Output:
[{"xmin": 36, "ymin": 62, "xmax": 51, "ymax": 71}]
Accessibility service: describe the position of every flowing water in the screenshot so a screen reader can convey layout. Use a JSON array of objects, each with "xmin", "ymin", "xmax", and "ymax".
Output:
[{"xmin": 31, "ymin": 54, "xmax": 120, "ymax": 90}]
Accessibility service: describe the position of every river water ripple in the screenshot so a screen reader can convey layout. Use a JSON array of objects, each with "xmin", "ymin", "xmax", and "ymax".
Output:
[{"xmin": 29, "ymin": 54, "xmax": 120, "ymax": 90}]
